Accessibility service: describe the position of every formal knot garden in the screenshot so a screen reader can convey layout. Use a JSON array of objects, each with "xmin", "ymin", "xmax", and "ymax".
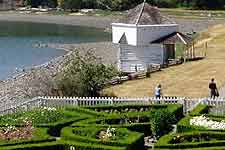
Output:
[
  {"xmin": 1, "ymin": 97, "xmax": 225, "ymax": 150},
  {"xmin": 155, "ymin": 104, "xmax": 225, "ymax": 150},
  {"xmin": 0, "ymin": 102, "xmax": 183, "ymax": 150}
]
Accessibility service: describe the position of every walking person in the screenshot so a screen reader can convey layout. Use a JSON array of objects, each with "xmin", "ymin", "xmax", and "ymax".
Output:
[
  {"xmin": 155, "ymin": 84, "xmax": 162, "ymax": 99},
  {"xmin": 209, "ymin": 78, "xmax": 219, "ymax": 99}
]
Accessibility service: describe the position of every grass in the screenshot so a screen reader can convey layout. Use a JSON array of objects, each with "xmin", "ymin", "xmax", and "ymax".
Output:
[
  {"xmin": 11, "ymin": 8, "xmax": 225, "ymax": 20},
  {"xmin": 104, "ymin": 24, "xmax": 225, "ymax": 98},
  {"xmin": 160, "ymin": 8, "xmax": 225, "ymax": 19}
]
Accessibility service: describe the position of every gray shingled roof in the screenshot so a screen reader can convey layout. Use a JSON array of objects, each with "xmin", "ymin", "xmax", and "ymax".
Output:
[{"xmin": 119, "ymin": 2, "xmax": 176, "ymax": 25}]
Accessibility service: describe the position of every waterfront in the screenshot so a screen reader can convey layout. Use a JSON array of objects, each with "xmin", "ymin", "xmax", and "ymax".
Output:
[{"xmin": 0, "ymin": 21, "xmax": 110, "ymax": 79}]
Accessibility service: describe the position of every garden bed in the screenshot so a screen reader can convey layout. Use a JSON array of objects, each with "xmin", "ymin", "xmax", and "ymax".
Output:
[
  {"xmin": 0, "ymin": 104, "xmax": 183, "ymax": 149},
  {"xmin": 155, "ymin": 104, "xmax": 225, "ymax": 150}
]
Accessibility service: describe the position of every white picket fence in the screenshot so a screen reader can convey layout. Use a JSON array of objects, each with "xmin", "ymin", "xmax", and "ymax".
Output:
[{"xmin": 0, "ymin": 96, "xmax": 224, "ymax": 115}]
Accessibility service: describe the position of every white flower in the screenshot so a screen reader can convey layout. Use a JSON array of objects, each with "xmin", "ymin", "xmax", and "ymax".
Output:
[{"xmin": 190, "ymin": 115, "xmax": 225, "ymax": 130}]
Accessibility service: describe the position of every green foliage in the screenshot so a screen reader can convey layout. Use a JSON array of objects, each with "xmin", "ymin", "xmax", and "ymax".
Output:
[
  {"xmin": 0, "ymin": 104, "xmax": 183, "ymax": 149},
  {"xmin": 2, "ymin": 141, "xmax": 64, "ymax": 150},
  {"xmin": 25, "ymin": 0, "xmax": 58, "ymax": 7},
  {"xmin": 192, "ymin": 0, "xmax": 225, "ymax": 10},
  {"xmin": 189, "ymin": 105, "xmax": 209, "ymax": 116},
  {"xmin": 151, "ymin": 0, "xmax": 179, "ymax": 8},
  {"xmin": 0, "ymin": 128, "xmax": 55, "ymax": 148},
  {"xmin": 150, "ymin": 109, "xmax": 176, "ymax": 137},
  {"xmin": 176, "ymin": 105, "xmax": 225, "ymax": 133},
  {"xmin": 56, "ymin": 50, "xmax": 118, "ymax": 97},
  {"xmin": 62, "ymin": 0, "xmax": 83, "ymax": 11},
  {"xmin": 0, "ymin": 108, "xmax": 66, "ymax": 126},
  {"xmin": 61, "ymin": 127, "xmax": 144, "ymax": 148},
  {"xmin": 155, "ymin": 131, "xmax": 225, "ymax": 149}
]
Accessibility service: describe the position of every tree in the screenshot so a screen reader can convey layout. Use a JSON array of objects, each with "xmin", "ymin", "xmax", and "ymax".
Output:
[
  {"xmin": 150, "ymin": 109, "xmax": 176, "ymax": 137},
  {"xmin": 192, "ymin": 0, "xmax": 224, "ymax": 9},
  {"xmin": 63, "ymin": 0, "xmax": 83, "ymax": 11},
  {"xmin": 56, "ymin": 50, "xmax": 118, "ymax": 97}
]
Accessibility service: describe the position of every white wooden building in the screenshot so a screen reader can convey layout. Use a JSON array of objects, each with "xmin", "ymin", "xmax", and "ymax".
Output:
[{"xmin": 112, "ymin": 2, "xmax": 192, "ymax": 73}]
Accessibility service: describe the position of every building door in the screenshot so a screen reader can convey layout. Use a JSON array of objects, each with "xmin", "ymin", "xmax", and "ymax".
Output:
[{"xmin": 164, "ymin": 44, "xmax": 175, "ymax": 60}]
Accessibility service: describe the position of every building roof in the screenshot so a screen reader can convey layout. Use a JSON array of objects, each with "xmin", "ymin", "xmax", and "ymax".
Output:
[
  {"xmin": 119, "ymin": 1, "xmax": 175, "ymax": 25},
  {"xmin": 151, "ymin": 32, "xmax": 192, "ymax": 44}
]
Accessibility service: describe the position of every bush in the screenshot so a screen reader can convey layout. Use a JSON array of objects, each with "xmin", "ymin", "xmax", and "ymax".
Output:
[
  {"xmin": 189, "ymin": 105, "xmax": 209, "ymax": 116},
  {"xmin": 0, "ymin": 107, "xmax": 67, "ymax": 126},
  {"xmin": 61, "ymin": 127, "xmax": 144, "ymax": 150},
  {"xmin": 56, "ymin": 50, "xmax": 118, "ymax": 97},
  {"xmin": 2, "ymin": 141, "xmax": 64, "ymax": 150},
  {"xmin": 177, "ymin": 115, "xmax": 225, "ymax": 133},
  {"xmin": 0, "ymin": 128, "xmax": 55, "ymax": 148},
  {"xmin": 155, "ymin": 131, "xmax": 225, "ymax": 149},
  {"xmin": 150, "ymin": 109, "xmax": 176, "ymax": 137}
]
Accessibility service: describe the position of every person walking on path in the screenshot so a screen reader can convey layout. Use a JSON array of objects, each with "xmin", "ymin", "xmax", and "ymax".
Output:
[
  {"xmin": 209, "ymin": 78, "xmax": 219, "ymax": 99},
  {"xmin": 155, "ymin": 84, "xmax": 162, "ymax": 99}
]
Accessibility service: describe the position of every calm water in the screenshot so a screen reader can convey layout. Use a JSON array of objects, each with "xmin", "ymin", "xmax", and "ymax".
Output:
[{"xmin": 0, "ymin": 21, "xmax": 110, "ymax": 80}]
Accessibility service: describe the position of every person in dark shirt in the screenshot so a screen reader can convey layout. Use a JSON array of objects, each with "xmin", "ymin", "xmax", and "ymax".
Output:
[{"xmin": 209, "ymin": 78, "xmax": 219, "ymax": 99}]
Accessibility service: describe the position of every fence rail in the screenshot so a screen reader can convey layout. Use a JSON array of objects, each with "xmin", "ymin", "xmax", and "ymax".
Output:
[{"xmin": 0, "ymin": 96, "xmax": 224, "ymax": 115}]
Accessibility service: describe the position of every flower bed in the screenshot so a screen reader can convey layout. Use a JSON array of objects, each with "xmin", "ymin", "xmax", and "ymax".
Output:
[
  {"xmin": 0, "ymin": 104, "xmax": 183, "ymax": 149},
  {"xmin": 0, "ymin": 107, "xmax": 66, "ymax": 126},
  {"xmin": 61, "ymin": 126, "xmax": 144, "ymax": 150},
  {"xmin": 190, "ymin": 115, "xmax": 225, "ymax": 130},
  {"xmin": 155, "ymin": 131, "xmax": 225, "ymax": 150},
  {"xmin": 157, "ymin": 104, "xmax": 225, "ymax": 150}
]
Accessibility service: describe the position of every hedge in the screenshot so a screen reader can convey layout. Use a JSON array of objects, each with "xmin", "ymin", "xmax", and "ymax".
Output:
[
  {"xmin": 84, "ymin": 104, "xmax": 183, "ymax": 120},
  {"xmin": 61, "ymin": 127, "xmax": 144, "ymax": 149},
  {"xmin": 177, "ymin": 113, "xmax": 225, "ymax": 133},
  {"xmin": 155, "ymin": 131, "xmax": 225, "ymax": 149},
  {"xmin": 0, "ymin": 128, "xmax": 55, "ymax": 147},
  {"xmin": 0, "ymin": 104, "xmax": 184, "ymax": 150},
  {"xmin": 0, "ymin": 107, "xmax": 92, "ymax": 127},
  {"xmin": 64, "ymin": 140, "xmax": 126, "ymax": 150},
  {"xmin": 2, "ymin": 141, "xmax": 64, "ymax": 150},
  {"xmin": 154, "ymin": 146, "xmax": 225, "ymax": 150},
  {"xmin": 189, "ymin": 105, "xmax": 209, "ymax": 116}
]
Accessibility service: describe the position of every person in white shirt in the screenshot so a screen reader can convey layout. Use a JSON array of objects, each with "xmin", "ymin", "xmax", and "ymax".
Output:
[{"xmin": 155, "ymin": 84, "xmax": 161, "ymax": 98}]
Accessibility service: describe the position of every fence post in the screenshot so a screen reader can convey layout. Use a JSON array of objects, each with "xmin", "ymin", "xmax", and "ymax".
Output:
[{"xmin": 183, "ymin": 98, "xmax": 187, "ymax": 114}]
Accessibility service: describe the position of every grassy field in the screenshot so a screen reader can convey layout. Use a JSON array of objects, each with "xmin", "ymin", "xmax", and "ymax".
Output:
[
  {"xmin": 42, "ymin": 8, "xmax": 225, "ymax": 19},
  {"xmin": 160, "ymin": 8, "xmax": 225, "ymax": 19},
  {"xmin": 104, "ymin": 25, "xmax": 225, "ymax": 98}
]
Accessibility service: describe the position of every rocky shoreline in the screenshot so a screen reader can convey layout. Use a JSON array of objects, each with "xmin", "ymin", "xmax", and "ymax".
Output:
[
  {"xmin": 0, "ymin": 42, "xmax": 118, "ymax": 103},
  {"xmin": 0, "ymin": 13, "xmax": 225, "ymax": 103}
]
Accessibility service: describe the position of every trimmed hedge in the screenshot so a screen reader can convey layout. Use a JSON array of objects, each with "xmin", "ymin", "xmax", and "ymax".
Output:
[
  {"xmin": 189, "ymin": 105, "xmax": 209, "ymax": 116},
  {"xmin": 84, "ymin": 104, "xmax": 183, "ymax": 120},
  {"xmin": 177, "ymin": 104, "xmax": 225, "ymax": 133},
  {"xmin": 64, "ymin": 141, "xmax": 126, "ymax": 150},
  {"xmin": 155, "ymin": 131, "xmax": 225, "ymax": 149},
  {"xmin": 154, "ymin": 146, "xmax": 225, "ymax": 150},
  {"xmin": 2, "ymin": 142, "xmax": 64, "ymax": 150},
  {"xmin": 0, "ymin": 128, "xmax": 55, "ymax": 147},
  {"xmin": 0, "ymin": 104, "xmax": 183, "ymax": 150},
  {"xmin": 61, "ymin": 127, "xmax": 144, "ymax": 149}
]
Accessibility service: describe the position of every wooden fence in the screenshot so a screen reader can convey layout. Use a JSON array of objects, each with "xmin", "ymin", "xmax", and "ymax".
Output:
[{"xmin": 0, "ymin": 96, "xmax": 222, "ymax": 115}]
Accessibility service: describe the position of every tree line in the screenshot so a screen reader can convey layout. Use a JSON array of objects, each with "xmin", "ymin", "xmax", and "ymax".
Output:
[{"xmin": 25, "ymin": 0, "xmax": 225, "ymax": 10}]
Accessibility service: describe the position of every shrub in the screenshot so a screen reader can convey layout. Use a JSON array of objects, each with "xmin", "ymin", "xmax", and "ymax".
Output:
[
  {"xmin": 56, "ymin": 50, "xmax": 118, "ymax": 97},
  {"xmin": 155, "ymin": 131, "xmax": 225, "ymax": 149},
  {"xmin": 189, "ymin": 105, "xmax": 209, "ymax": 116},
  {"xmin": 150, "ymin": 109, "xmax": 176, "ymax": 137},
  {"xmin": 61, "ymin": 127, "xmax": 144, "ymax": 150}
]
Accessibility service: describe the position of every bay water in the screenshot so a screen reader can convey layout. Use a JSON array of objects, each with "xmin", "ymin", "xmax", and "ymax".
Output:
[{"xmin": 0, "ymin": 21, "xmax": 110, "ymax": 80}]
